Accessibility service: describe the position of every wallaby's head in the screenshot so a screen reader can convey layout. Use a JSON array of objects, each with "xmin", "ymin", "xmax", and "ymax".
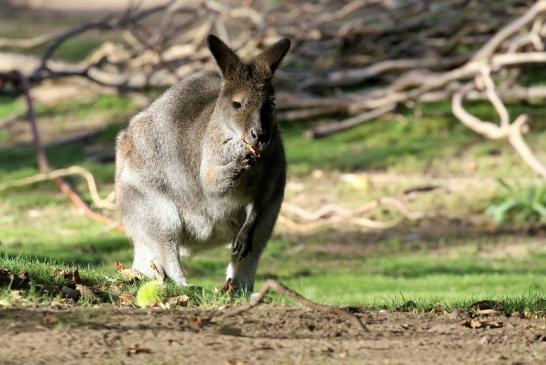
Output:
[{"xmin": 207, "ymin": 34, "xmax": 290, "ymax": 154}]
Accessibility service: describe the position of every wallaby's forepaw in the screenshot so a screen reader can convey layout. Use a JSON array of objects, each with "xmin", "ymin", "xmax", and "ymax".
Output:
[
  {"xmin": 235, "ymin": 153, "xmax": 258, "ymax": 176},
  {"xmin": 232, "ymin": 233, "xmax": 252, "ymax": 260}
]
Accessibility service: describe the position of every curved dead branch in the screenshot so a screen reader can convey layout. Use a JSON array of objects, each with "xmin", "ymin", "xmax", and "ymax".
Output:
[
  {"xmin": 219, "ymin": 279, "xmax": 369, "ymax": 332},
  {"xmin": 0, "ymin": 71, "xmax": 122, "ymax": 231},
  {"xmin": 0, "ymin": 30, "xmax": 64, "ymax": 49},
  {"xmin": 0, "ymin": 166, "xmax": 116, "ymax": 210},
  {"xmin": 279, "ymin": 197, "xmax": 427, "ymax": 233},
  {"xmin": 452, "ymin": 79, "xmax": 546, "ymax": 178}
]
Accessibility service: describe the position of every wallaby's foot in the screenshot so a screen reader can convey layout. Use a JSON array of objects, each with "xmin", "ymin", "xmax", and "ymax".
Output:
[
  {"xmin": 132, "ymin": 250, "xmax": 158, "ymax": 279},
  {"xmin": 226, "ymin": 258, "xmax": 258, "ymax": 295},
  {"xmin": 222, "ymin": 278, "xmax": 254, "ymax": 299},
  {"xmin": 133, "ymin": 261, "xmax": 188, "ymax": 286},
  {"xmin": 133, "ymin": 244, "xmax": 188, "ymax": 286},
  {"xmin": 132, "ymin": 263, "xmax": 156, "ymax": 279},
  {"xmin": 222, "ymin": 278, "xmax": 237, "ymax": 294}
]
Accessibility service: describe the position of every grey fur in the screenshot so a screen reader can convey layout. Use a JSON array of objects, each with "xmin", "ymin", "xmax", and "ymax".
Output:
[{"xmin": 115, "ymin": 35, "xmax": 290, "ymax": 292}]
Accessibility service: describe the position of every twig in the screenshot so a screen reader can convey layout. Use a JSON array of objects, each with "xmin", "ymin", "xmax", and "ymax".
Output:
[
  {"xmin": 452, "ymin": 74, "xmax": 546, "ymax": 178},
  {"xmin": 0, "ymin": 165, "xmax": 116, "ymax": 210},
  {"xmin": 278, "ymin": 215, "xmax": 403, "ymax": 232},
  {"xmin": 219, "ymin": 279, "xmax": 369, "ymax": 332},
  {"xmin": 309, "ymin": 103, "xmax": 396, "ymax": 139},
  {"xmin": 0, "ymin": 30, "xmax": 64, "ymax": 49},
  {"xmin": 472, "ymin": 0, "xmax": 546, "ymax": 61}
]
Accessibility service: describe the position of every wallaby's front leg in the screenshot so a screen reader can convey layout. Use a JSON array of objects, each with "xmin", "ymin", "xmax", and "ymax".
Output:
[
  {"xmin": 226, "ymin": 188, "xmax": 283, "ymax": 294},
  {"xmin": 232, "ymin": 203, "xmax": 258, "ymax": 259}
]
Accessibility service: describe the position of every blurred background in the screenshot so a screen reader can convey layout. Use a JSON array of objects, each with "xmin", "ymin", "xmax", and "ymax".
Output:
[{"xmin": 0, "ymin": 0, "xmax": 545, "ymax": 309}]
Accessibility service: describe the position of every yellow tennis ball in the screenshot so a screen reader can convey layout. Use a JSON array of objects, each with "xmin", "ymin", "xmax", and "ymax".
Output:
[{"xmin": 136, "ymin": 280, "xmax": 167, "ymax": 308}]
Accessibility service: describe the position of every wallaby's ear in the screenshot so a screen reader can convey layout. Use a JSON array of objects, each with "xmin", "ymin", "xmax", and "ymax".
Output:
[
  {"xmin": 255, "ymin": 38, "xmax": 291, "ymax": 75},
  {"xmin": 207, "ymin": 34, "xmax": 241, "ymax": 79}
]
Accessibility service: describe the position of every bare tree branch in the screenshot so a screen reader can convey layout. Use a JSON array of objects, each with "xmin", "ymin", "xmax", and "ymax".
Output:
[{"xmin": 219, "ymin": 279, "xmax": 369, "ymax": 332}]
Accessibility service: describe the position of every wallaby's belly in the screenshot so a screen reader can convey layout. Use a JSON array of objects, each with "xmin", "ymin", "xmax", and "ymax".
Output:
[
  {"xmin": 179, "ymin": 217, "xmax": 240, "ymax": 254},
  {"xmin": 178, "ymin": 196, "xmax": 247, "ymax": 254},
  {"xmin": 117, "ymin": 158, "xmax": 248, "ymax": 254}
]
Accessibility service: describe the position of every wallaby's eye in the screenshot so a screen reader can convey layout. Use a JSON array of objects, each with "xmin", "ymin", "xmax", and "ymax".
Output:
[{"xmin": 232, "ymin": 101, "xmax": 242, "ymax": 110}]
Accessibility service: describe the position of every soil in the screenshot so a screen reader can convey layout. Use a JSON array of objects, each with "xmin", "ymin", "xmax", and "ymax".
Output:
[{"xmin": 0, "ymin": 306, "xmax": 544, "ymax": 365}]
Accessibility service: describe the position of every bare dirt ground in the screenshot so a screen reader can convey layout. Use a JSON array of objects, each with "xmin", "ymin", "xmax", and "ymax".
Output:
[{"xmin": 0, "ymin": 306, "xmax": 544, "ymax": 365}]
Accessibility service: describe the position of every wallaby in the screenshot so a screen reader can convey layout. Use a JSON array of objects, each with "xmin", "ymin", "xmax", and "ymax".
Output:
[{"xmin": 115, "ymin": 35, "xmax": 290, "ymax": 293}]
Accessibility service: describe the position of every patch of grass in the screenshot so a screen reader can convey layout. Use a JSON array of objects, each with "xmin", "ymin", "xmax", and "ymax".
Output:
[
  {"xmin": 1, "ymin": 240, "xmax": 545, "ymax": 313},
  {"xmin": 281, "ymin": 272, "xmax": 544, "ymax": 308},
  {"xmin": 487, "ymin": 182, "xmax": 546, "ymax": 225},
  {"xmin": 0, "ymin": 96, "xmax": 25, "ymax": 118},
  {"xmin": 47, "ymin": 37, "xmax": 105, "ymax": 63},
  {"xmin": 251, "ymin": 240, "xmax": 546, "ymax": 309},
  {"xmin": 0, "ymin": 252, "xmax": 252, "ymax": 308},
  {"xmin": 0, "ymin": 253, "xmax": 111, "ymax": 288}
]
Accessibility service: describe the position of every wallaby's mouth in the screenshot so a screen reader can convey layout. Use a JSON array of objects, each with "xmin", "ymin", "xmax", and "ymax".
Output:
[{"xmin": 241, "ymin": 138, "xmax": 262, "ymax": 157}]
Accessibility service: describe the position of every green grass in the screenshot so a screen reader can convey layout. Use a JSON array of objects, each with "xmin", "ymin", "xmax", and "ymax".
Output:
[
  {"xmin": 1, "ymin": 92, "xmax": 545, "ymax": 313},
  {"xmin": 487, "ymin": 182, "xmax": 546, "ymax": 225},
  {"xmin": 1, "ymin": 235, "xmax": 544, "ymax": 313}
]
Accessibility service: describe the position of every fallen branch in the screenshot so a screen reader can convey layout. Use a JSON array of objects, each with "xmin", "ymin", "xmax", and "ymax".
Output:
[
  {"xmin": 0, "ymin": 165, "xmax": 116, "ymax": 210},
  {"xmin": 472, "ymin": 0, "xmax": 546, "ymax": 61},
  {"xmin": 278, "ymin": 215, "xmax": 403, "ymax": 232},
  {"xmin": 279, "ymin": 197, "xmax": 426, "ymax": 233},
  {"xmin": 219, "ymin": 279, "xmax": 369, "ymax": 332},
  {"xmin": 450, "ymin": 6, "xmax": 546, "ymax": 180}
]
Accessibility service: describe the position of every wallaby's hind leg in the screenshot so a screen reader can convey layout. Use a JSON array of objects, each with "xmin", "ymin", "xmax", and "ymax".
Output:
[
  {"xmin": 119, "ymin": 184, "xmax": 187, "ymax": 286},
  {"xmin": 132, "ymin": 238, "xmax": 187, "ymax": 286}
]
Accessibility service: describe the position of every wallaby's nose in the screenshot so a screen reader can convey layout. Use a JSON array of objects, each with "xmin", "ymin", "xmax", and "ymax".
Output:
[
  {"xmin": 249, "ymin": 128, "xmax": 268, "ymax": 145},
  {"xmin": 248, "ymin": 128, "xmax": 269, "ymax": 153},
  {"xmin": 250, "ymin": 128, "xmax": 258, "ymax": 141}
]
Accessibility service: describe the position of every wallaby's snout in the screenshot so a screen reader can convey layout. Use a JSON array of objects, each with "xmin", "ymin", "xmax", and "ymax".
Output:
[{"xmin": 242, "ymin": 125, "xmax": 269, "ymax": 157}]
